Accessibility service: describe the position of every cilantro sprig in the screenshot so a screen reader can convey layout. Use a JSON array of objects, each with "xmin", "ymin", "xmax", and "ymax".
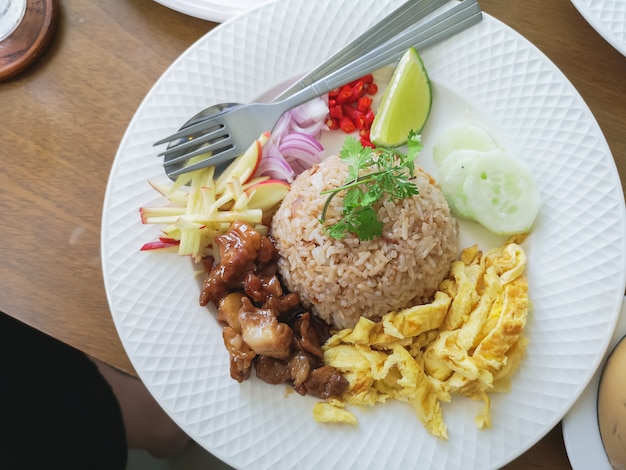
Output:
[{"xmin": 320, "ymin": 131, "xmax": 424, "ymax": 241}]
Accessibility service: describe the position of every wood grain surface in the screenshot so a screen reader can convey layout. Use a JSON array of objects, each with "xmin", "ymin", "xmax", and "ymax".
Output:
[
  {"xmin": 1, "ymin": 0, "xmax": 212, "ymax": 372},
  {"xmin": 2, "ymin": 0, "xmax": 625, "ymax": 468}
]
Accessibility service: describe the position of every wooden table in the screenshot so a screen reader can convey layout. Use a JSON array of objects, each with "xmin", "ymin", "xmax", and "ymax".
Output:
[{"xmin": 2, "ymin": 0, "xmax": 624, "ymax": 468}]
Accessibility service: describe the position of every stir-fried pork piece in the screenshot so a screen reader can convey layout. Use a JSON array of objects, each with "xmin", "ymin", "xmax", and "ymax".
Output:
[
  {"xmin": 217, "ymin": 292, "xmax": 245, "ymax": 332},
  {"xmin": 254, "ymin": 355, "xmax": 291, "ymax": 385},
  {"xmin": 222, "ymin": 326, "xmax": 255, "ymax": 383},
  {"xmin": 287, "ymin": 351, "xmax": 311, "ymax": 387},
  {"xmin": 256, "ymin": 236, "xmax": 277, "ymax": 268},
  {"xmin": 239, "ymin": 297, "xmax": 293, "ymax": 361},
  {"xmin": 200, "ymin": 222, "xmax": 261, "ymax": 306},
  {"xmin": 303, "ymin": 365, "xmax": 349, "ymax": 399},
  {"xmin": 263, "ymin": 292, "xmax": 301, "ymax": 316},
  {"xmin": 244, "ymin": 272, "xmax": 301, "ymax": 314},
  {"xmin": 293, "ymin": 312, "xmax": 325, "ymax": 359},
  {"xmin": 244, "ymin": 273, "xmax": 283, "ymax": 303}
]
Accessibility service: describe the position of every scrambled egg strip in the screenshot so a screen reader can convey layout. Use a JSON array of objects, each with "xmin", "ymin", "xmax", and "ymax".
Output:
[{"xmin": 316, "ymin": 240, "xmax": 529, "ymax": 439}]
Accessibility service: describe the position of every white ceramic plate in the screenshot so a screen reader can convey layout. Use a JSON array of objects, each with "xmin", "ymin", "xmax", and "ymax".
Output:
[
  {"xmin": 563, "ymin": 297, "xmax": 626, "ymax": 470},
  {"xmin": 101, "ymin": 1, "xmax": 626, "ymax": 469},
  {"xmin": 153, "ymin": 0, "xmax": 274, "ymax": 23},
  {"xmin": 570, "ymin": 0, "xmax": 626, "ymax": 57}
]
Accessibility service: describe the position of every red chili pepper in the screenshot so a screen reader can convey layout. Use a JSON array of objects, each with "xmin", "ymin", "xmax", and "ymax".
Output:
[
  {"xmin": 341, "ymin": 104, "xmax": 362, "ymax": 120},
  {"xmin": 360, "ymin": 132, "xmax": 374, "ymax": 148},
  {"xmin": 351, "ymin": 80, "xmax": 365, "ymax": 100},
  {"xmin": 357, "ymin": 96, "xmax": 372, "ymax": 113},
  {"xmin": 336, "ymin": 87, "xmax": 353, "ymax": 104},
  {"xmin": 329, "ymin": 105, "xmax": 343, "ymax": 120},
  {"xmin": 339, "ymin": 117, "xmax": 356, "ymax": 134},
  {"xmin": 326, "ymin": 74, "xmax": 378, "ymax": 137},
  {"xmin": 341, "ymin": 105, "xmax": 364, "ymax": 130},
  {"xmin": 366, "ymin": 83, "xmax": 378, "ymax": 95},
  {"xmin": 326, "ymin": 118, "xmax": 339, "ymax": 130}
]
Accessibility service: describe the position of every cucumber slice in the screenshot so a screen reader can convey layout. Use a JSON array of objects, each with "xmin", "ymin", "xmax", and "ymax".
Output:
[
  {"xmin": 433, "ymin": 122, "xmax": 499, "ymax": 167},
  {"xmin": 437, "ymin": 149, "xmax": 483, "ymax": 220},
  {"xmin": 463, "ymin": 152, "xmax": 541, "ymax": 235}
]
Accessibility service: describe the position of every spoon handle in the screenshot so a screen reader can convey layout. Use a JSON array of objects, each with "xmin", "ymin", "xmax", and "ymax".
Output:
[
  {"xmin": 275, "ymin": 0, "xmax": 449, "ymax": 100},
  {"xmin": 281, "ymin": 0, "xmax": 482, "ymax": 110}
]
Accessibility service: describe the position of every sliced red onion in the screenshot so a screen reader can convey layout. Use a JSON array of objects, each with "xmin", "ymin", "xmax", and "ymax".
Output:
[
  {"xmin": 289, "ymin": 97, "xmax": 329, "ymax": 129},
  {"xmin": 289, "ymin": 118, "xmax": 328, "ymax": 136},
  {"xmin": 258, "ymin": 97, "xmax": 328, "ymax": 182},
  {"xmin": 279, "ymin": 132, "xmax": 324, "ymax": 173},
  {"xmin": 286, "ymin": 158, "xmax": 310, "ymax": 175},
  {"xmin": 279, "ymin": 132, "xmax": 324, "ymax": 154},
  {"xmin": 256, "ymin": 153, "xmax": 295, "ymax": 182},
  {"xmin": 272, "ymin": 112, "xmax": 292, "ymax": 138},
  {"xmin": 285, "ymin": 152, "xmax": 321, "ymax": 170}
]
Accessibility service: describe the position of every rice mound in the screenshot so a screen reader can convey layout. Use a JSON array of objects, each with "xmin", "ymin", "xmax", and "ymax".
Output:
[{"xmin": 270, "ymin": 155, "xmax": 458, "ymax": 330}]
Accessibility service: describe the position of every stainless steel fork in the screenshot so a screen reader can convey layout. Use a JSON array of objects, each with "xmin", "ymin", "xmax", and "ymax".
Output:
[{"xmin": 156, "ymin": 0, "xmax": 482, "ymax": 179}]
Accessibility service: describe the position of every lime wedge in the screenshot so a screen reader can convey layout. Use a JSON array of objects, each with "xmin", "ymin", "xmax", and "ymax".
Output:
[{"xmin": 370, "ymin": 48, "xmax": 432, "ymax": 148}]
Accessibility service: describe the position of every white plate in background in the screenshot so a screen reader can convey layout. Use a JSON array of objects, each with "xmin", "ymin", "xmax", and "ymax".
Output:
[
  {"xmin": 102, "ymin": 1, "xmax": 626, "ymax": 468},
  {"xmin": 571, "ymin": 0, "xmax": 626, "ymax": 56},
  {"xmin": 153, "ymin": 0, "xmax": 274, "ymax": 23},
  {"xmin": 563, "ymin": 297, "xmax": 626, "ymax": 469}
]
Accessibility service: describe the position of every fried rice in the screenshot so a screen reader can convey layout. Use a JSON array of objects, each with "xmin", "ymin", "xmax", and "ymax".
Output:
[{"xmin": 270, "ymin": 155, "xmax": 458, "ymax": 329}]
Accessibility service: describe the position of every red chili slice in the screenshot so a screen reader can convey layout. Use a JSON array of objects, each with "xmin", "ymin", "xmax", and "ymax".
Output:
[
  {"xmin": 339, "ymin": 117, "xmax": 356, "ymax": 134},
  {"xmin": 357, "ymin": 96, "xmax": 372, "ymax": 113},
  {"xmin": 351, "ymin": 80, "xmax": 364, "ymax": 100},
  {"xmin": 336, "ymin": 88, "xmax": 353, "ymax": 104},
  {"xmin": 326, "ymin": 118, "xmax": 339, "ymax": 130},
  {"xmin": 329, "ymin": 105, "xmax": 343, "ymax": 120},
  {"xmin": 326, "ymin": 74, "xmax": 378, "ymax": 139}
]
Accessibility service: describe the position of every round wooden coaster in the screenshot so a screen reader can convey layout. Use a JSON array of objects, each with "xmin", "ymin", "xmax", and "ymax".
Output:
[{"xmin": 0, "ymin": 0, "xmax": 59, "ymax": 81}]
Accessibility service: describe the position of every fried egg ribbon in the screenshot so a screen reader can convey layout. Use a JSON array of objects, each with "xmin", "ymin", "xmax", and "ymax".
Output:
[{"xmin": 315, "ymin": 240, "xmax": 529, "ymax": 439}]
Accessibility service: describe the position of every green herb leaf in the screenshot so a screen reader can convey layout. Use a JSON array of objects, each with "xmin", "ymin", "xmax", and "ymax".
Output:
[
  {"xmin": 406, "ymin": 130, "xmax": 424, "ymax": 164},
  {"xmin": 320, "ymin": 132, "xmax": 422, "ymax": 240},
  {"xmin": 339, "ymin": 136, "xmax": 371, "ymax": 182}
]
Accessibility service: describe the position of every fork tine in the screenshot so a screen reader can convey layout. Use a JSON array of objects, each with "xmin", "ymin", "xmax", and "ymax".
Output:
[
  {"xmin": 153, "ymin": 111, "xmax": 232, "ymax": 147},
  {"xmin": 167, "ymin": 146, "xmax": 241, "ymax": 178},
  {"xmin": 158, "ymin": 126, "xmax": 230, "ymax": 158},
  {"xmin": 163, "ymin": 137, "xmax": 234, "ymax": 167}
]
